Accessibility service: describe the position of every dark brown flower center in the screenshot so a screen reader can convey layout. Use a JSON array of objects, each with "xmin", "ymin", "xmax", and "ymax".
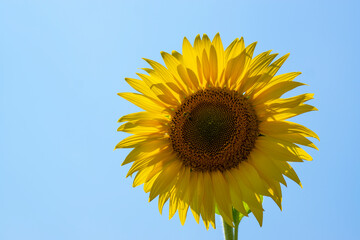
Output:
[{"xmin": 169, "ymin": 88, "xmax": 259, "ymax": 172}]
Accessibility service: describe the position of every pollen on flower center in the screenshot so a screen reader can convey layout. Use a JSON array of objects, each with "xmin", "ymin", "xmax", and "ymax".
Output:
[{"xmin": 169, "ymin": 88, "xmax": 259, "ymax": 172}]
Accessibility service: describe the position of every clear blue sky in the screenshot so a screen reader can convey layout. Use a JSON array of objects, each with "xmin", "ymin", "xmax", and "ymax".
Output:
[{"xmin": 1, "ymin": 1, "xmax": 359, "ymax": 239}]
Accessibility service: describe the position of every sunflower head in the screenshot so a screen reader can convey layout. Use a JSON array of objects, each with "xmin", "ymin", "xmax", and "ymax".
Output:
[{"xmin": 116, "ymin": 33, "xmax": 319, "ymax": 229}]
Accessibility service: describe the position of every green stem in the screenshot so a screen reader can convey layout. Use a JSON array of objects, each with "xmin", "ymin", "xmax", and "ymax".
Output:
[
  {"xmin": 234, "ymin": 224, "xmax": 239, "ymax": 240},
  {"xmin": 232, "ymin": 208, "xmax": 240, "ymax": 240},
  {"xmin": 222, "ymin": 217, "xmax": 234, "ymax": 240}
]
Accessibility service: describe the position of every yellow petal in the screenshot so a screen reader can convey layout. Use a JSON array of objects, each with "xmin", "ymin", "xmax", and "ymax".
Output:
[
  {"xmin": 224, "ymin": 170, "xmax": 249, "ymax": 216},
  {"xmin": 228, "ymin": 168, "xmax": 263, "ymax": 211},
  {"xmin": 186, "ymin": 67, "xmax": 200, "ymax": 90},
  {"xmin": 118, "ymin": 92, "xmax": 166, "ymax": 113},
  {"xmin": 265, "ymin": 179, "xmax": 283, "ymax": 209},
  {"xmin": 126, "ymin": 148, "xmax": 174, "ymax": 177},
  {"xmin": 201, "ymin": 172, "xmax": 215, "ymax": 226},
  {"xmin": 243, "ymin": 41, "xmax": 257, "ymax": 59},
  {"xmin": 169, "ymin": 191, "xmax": 179, "ymax": 219},
  {"xmin": 247, "ymin": 53, "xmax": 290, "ymax": 93},
  {"xmin": 253, "ymin": 137, "xmax": 304, "ymax": 162},
  {"xmin": 280, "ymin": 142, "xmax": 313, "ymax": 161},
  {"xmin": 272, "ymin": 160, "xmax": 302, "ymax": 187},
  {"xmin": 248, "ymin": 203, "xmax": 264, "ymax": 226},
  {"xmin": 234, "ymin": 177, "xmax": 264, "ymax": 225},
  {"xmin": 191, "ymin": 208, "xmax": 200, "ymax": 224},
  {"xmin": 264, "ymin": 104, "xmax": 318, "ymax": 121},
  {"xmin": 248, "ymin": 149, "xmax": 287, "ymax": 186},
  {"xmin": 125, "ymin": 78, "xmax": 158, "ymax": 98},
  {"xmin": 121, "ymin": 139, "xmax": 168, "ymax": 166},
  {"xmin": 133, "ymin": 166, "xmax": 154, "ymax": 187},
  {"xmin": 196, "ymin": 56, "xmax": 205, "ymax": 87},
  {"xmin": 118, "ymin": 111, "xmax": 168, "ymax": 123},
  {"xmin": 266, "ymin": 135, "xmax": 313, "ymax": 161},
  {"xmin": 178, "ymin": 199, "xmax": 189, "ymax": 225},
  {"xmin": 252, "ymin": 81, "xmax": 305, "ymax": 105},
  {"xmin": 174, "ymin": 65, "xmax": 194, "ymax": 91},
  {"xmin": 149, "ymin": 160, "xmax": 183, "ymax": 201},
  {"xmin": 182, "ymin": 37, "xmax": 197, "ymax": 72},
  {"xmin": 235, "ymin": 42, "xmax": 258, "ymax": 91},
  {"xmin": 244, "ymin": 53, "xmax": 279, "ymax": 93},
  {"xmin": 260, "ymin": 121, "xmax": 320, "ymax": 141},
  {"xmin": 209, "ymin": 45, "xmax": 218, "ymax": 85},
  {"xmin": 224, "ymin": 37, "xmax": 239, "ymax": 61},
  {"xmin": 201, "ymin": 34, "xmax": 211, "ymax": 54},
  {"xmin": 160, "ymin": 51, "xmax": 189, "ymax": 94},
  {"xmin": 237, "ymin": 75, "xmax": 261, "ymax": 94},
  {"xmin": 211, "ymin": 171, "xmax": 234, "ymax": 227},
  {"xmin": 237, "ymin": 161, "xmax": 271, "ymax": 196},
  {"xmin": 145, "ymin": 153, "xmax": 175, "ymax": 182},
  {"xmin": 183, "ymin": 172, "xmax": 199, "ymax": 222},
  {"xmin": 143, "ymin": 58, "xmax": 177, "ymax": 86},
  {"xmin": 248, "ymin": 51, "xmax": 276, "ymax": 77},
  {"xmin": 262, "ymin": 93, "xmax": 314, "ymax": 109},
  {"xmin": 201, "ymin": 49, "xmax": 211, "ymax": 84},
  {"xmin": 172, "ymin": 50, "xmax": 184, "ymax": 63},
  {"xmin": 136, "ymin": 73, "xmax": 180, "ymax": 106},
  {"xmin": 266, "ymin": 53, "xmax": 290, "ymax": 77},
  {"xmin": 268, "ymin": 133, "xmax": 318, "ymax": 150},
  {"xmin": 117, "ymin": 120, "xmax": 166, "ymax": 134},
  {"xmin": 173, "ymin": 167, "xmax": 191, "ymax": 203},
  {"xmin": 191, "ymin": 172, "xmax": 203, "ymax": 222},
  {"xmin": 144, "ymin": 171, "xmax": 159, "ymax": 193},
  {"xmin": 158, "ymin": 191, "xmax": 171, "ymax": 214},
  {"xmin": 193, "ymin": 34, "xmax": 203, "ymax": 56},
  {"xmin": 226, "ymin": 37, "xmax": 246, "ymax": 61},
  {"xmin": 225, "ymin": 50, "xmax": 247, "ymax": 88},
  {"xmin": 212, "ymin": 33, "xmax": 225, "ymax": 77},
  {"xmin": 115, "ymin": 134, "xmax": 164, "ymax": 149},
  {"xmin": 266, "ymin": 72, "xmax": 301, "ymax": 88}
]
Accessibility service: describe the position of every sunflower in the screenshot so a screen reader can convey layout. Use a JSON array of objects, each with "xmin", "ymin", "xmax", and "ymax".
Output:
[{"xmin": 116, "ymin": 33, "xmax": 318, "ymax": 229}]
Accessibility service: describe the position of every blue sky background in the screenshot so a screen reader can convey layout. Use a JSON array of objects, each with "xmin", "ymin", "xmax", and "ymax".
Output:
[{"xmin": 1, "ymin": 0, "xmax": 359, "ymax": 239}]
